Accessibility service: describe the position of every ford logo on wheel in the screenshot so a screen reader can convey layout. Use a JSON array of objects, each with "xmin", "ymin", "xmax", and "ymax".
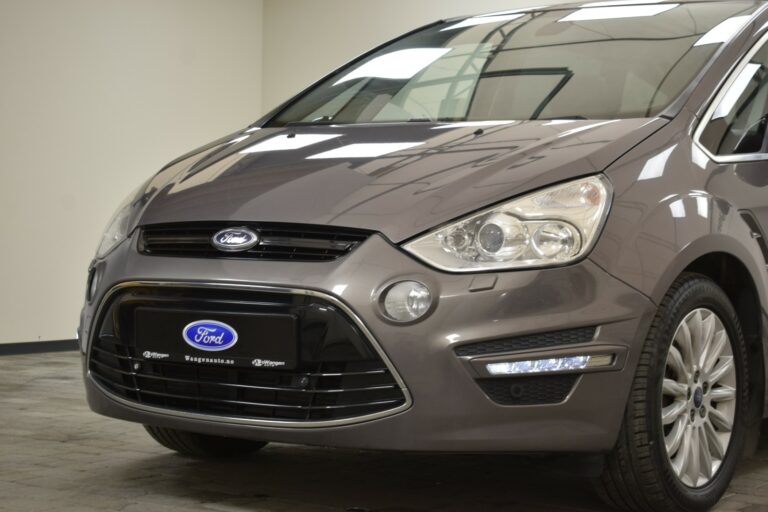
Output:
[
  {"xmin": 211, "ymin": 227, "xmax": 260, "ymax": 252},
  {"xmin": 182, "ymin": 320, "xmax": 239, "ymax": 351}
]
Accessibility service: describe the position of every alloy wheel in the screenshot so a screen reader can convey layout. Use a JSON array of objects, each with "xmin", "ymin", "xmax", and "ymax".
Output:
[{"xmin": 661, "ymin": 308, "xmax": 737, "ymax": 488}]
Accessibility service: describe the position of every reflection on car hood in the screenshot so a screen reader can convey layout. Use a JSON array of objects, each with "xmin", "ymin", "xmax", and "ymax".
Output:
[{"xmin": 139, "ymin": 119, "xmax": 666, "ymax": 243}]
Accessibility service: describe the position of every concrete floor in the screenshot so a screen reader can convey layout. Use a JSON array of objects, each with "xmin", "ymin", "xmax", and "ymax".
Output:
[{"xmin": 3, "ymin": 353, "xmax": 768, "ymax": 512}]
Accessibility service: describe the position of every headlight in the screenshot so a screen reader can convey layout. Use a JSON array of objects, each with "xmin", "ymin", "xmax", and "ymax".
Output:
[
  {"xmin": 403, "ymin": 175, "xmax": 612, "ymax": 272},
  {"xmin": 95, "ymin": 184, "xmax": 147, "ymax": 258}
]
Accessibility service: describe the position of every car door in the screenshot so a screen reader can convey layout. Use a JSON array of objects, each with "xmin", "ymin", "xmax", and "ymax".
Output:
[{"xmin": 696, "ymin": 32, "xmax": 768, "ymax": 262}]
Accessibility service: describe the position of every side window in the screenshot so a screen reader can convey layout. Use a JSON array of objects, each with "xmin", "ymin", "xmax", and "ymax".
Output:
[{"xmin": 700, "ymin": 43, "xmax": 768, "ymax": 156}]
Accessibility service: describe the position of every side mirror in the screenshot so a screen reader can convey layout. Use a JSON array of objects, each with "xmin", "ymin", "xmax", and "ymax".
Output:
[{"xmin": 733, "ymin": 113, "xmax": 768, "ymax": 154}]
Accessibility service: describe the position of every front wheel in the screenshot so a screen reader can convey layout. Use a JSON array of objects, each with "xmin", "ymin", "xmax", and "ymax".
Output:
[
  {"xmin": 596, "ymin": 273, "xmax": 748, "ymax": 512},
  {"xmin": 144, "ymin": 425, "xmax": 267, "ymax": 458}
]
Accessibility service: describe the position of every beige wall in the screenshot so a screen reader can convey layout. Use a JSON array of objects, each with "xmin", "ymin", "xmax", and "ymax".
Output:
[
  {"xmin": 262, "ymin": 0, "xmax": 574, "ymax": 110},
  {"xmin": 0, "ymin": 0, "xmax": 263, "ymax": 342}
]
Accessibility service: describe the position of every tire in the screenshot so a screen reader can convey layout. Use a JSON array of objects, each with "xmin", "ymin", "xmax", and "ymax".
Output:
[
  {"xmin": 595, "ymin": 273, "xmax": 749, "ymax": 512},
  {"xmin": 144, "ymin": 425, "xmax": 267, "ymax": 458}
]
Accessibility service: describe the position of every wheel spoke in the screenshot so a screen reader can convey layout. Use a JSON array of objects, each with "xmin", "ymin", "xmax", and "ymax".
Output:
[
  {"xmin": 666, "ymin": 346, "xmax": 687, "ymax": 380},
  {"xmin": 686, "ymin": 426, "xmax": 702, "ymax": 485},
  {"xmin": 663, "ymin": 378, "xmax": 687, "ymax": 398},
  {"xmin": 698, "ymin": 426, "xmax": 714, "ymax": 480},
  {"xmin": 673, "ymin": 424, "xmax": 692, "ymax": 477},
  {"xmin": 703, "ymin": 418, "xmax": 725, "ymax": 460},
  {"xmin": 675, "ymin": 320, "xmax": 694, "ymax": 368},
  {"xmin": 709, "ymin": 385, "xmax": 736, "ymax": 402},
  {"xmin": 689, "ymin": 310, "xmax": 704, "ymax": 364},
  {"xmin": 709, "ymin": 407, "xmax": 733, "ymax": 433},
  {"xmin": 697, "ymin": 313, "xmax": 716, "ymax": 369},
  {"xmin": 665, "ymin": 415, "xmax": 687, "ymax": 456},
  {"xmin": 662, "ymin": 400, "xmax": 688, "ymax": 425},
  {"xmin": 709, "ymin": 357, "xmax": 734, "ymax": 385},
  {"xmin": 702, "ymin": 330, "xmax": 727, "ymax": 374}
]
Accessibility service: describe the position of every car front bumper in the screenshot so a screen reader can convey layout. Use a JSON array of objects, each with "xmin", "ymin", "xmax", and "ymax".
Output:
[{"xmin": 81, "ymin": 233, "xmax": 656, "ymax": 452}]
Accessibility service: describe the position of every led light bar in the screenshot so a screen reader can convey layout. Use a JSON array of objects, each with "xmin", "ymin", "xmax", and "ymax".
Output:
[{"xmin": 486, "ymin": 354, "xmax": 613, "ymax": 376}]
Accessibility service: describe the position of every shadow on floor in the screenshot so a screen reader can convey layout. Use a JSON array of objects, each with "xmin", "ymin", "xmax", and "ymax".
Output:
[{"xmin": 105, "ymin": 445, "xmax": 612, "ymax": 512}]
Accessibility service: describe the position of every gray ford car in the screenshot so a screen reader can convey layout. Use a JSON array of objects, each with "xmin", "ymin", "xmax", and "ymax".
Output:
[{"xmin": 80, "ymin": 2, "xmax": 768, "ymax": 510}]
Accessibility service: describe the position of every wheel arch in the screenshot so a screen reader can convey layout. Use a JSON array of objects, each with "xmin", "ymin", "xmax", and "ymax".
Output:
[{"xmin": 593, "ymin": 181, "xmax": 768, "ymax": 428}]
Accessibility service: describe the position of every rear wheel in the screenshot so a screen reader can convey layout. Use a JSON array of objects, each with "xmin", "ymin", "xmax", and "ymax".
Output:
[
  {"xmin": 595, "ymin": 273, "xmax": 748, "ymax": 511},
  {"xmin": 144, "ymin": 425, "xmax": 267, "ymax": 458}
]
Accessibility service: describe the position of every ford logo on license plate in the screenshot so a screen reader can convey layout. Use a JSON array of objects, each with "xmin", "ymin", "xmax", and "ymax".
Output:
[{"xmin": 183, "ymin": 320, "xmax": 239, "ymax": 351}]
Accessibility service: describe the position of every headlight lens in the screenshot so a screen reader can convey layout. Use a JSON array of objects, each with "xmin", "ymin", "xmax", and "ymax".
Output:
[
  {"xmin": 95, "ymin": 185, "xmax": 146, "ymax": 258},
  {"xmin": 403, "ymin": 175, "xmax": 611, "ymax": 272}
]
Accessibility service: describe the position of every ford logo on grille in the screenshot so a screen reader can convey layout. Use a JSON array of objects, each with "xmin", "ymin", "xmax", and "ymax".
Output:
[
  {"xmin": 211, "ymin": 227, "xmax": 260, "ymax": 252},
  {"xmin": 183, "ymin": 320, "xmax": 239, "ymax": 351}
]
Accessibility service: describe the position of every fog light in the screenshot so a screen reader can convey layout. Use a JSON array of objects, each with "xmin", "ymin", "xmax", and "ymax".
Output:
[
  {"xmin": 486, "ymin": 354, "xmax": 613, "ymax": 375},
  {"xmin": 382, "ymin": 281, "xmax": 432, "ymax": 322}
]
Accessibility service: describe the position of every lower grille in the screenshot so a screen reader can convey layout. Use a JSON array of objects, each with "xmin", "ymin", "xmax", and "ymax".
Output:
[
  {"xmin": 477, "ymin": 375, "xmax": 579, "ymax": 406},
  {"xmin": 88, "ymin": 285, "xmax": 407, "ymax": 423}
]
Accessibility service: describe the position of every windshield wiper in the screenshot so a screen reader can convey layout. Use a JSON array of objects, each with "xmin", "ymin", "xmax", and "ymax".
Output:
[
  {"xmin": 536, "ymin": 115, "xmax": 588, "ymax": 121},
  {"xmin": 286, "ymin": 116, "xmax": 337, "ymax": 126}
]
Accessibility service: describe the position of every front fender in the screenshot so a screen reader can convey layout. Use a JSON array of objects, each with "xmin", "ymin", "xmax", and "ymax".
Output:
[
  {"xmin": 593, "ymin": 118, "xmax": 768, "ymax": 423},
  {"xmin": 595, "ymin": 191, "xmax": 767, "ymax": 310},
  {"xmin": 592, "ymin": 115, "xmax": 768, "ymax": 312}
]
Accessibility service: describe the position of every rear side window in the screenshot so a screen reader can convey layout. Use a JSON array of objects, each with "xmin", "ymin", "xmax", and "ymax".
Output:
[{"xmin": 699, "ymin": 42, "xmax": 768, "ymax": 156}]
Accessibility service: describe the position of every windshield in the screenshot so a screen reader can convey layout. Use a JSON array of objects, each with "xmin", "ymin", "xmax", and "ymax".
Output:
[{"xmin": 268, "ymin": 2, "xmax": 760, "ymax": 126}]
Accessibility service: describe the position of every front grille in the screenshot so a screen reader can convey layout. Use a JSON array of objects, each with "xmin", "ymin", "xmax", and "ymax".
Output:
[
  {"xmin": 88, "ymin": 286, "xmax": 407, "ymax": 423},
  {"xmin": 139, "ymin": 222, "xmax": 371, "ymax": 262},
  {"xmin": 454, "ymin": 327, "xmax": 596, "ymax": 357},
  {"xmin": 477, "ymin": 375, "xmax": 579, "ymax": 406}
]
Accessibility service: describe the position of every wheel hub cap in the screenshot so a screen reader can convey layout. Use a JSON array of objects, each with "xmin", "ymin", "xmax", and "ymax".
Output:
[
  {"xmin": 661, "ymin": 308, "xmax": 737, "ymax": 488},
  {"xmin": 693, "ymin": 387, "xmax": 704, "ymax": 409}
]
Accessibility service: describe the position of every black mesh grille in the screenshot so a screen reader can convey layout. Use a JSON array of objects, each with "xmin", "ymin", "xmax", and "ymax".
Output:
[
  {"xmin": 139, "ymin": 223, "xmax": 371, "ymax": 262},
  {"xmin": 477, "ymin": 375, "xmax": 579, "ymax": 405},
  {"xmin": 88, "ymin": 286, "xmax": 406, "ymax": 422},
  {"xmin": 454, "ymin": 327, "xmax": 596, "ymax": 357}
]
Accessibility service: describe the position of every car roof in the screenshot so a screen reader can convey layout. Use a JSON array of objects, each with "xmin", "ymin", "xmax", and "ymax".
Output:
[{"xmin": 451, "ymin": 0, "xmax": 765, "ymax": 20}]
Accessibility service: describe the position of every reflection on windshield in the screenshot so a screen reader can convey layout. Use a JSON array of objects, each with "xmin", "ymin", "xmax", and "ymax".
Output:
[
  {"xmin": 558, "ymin": 4, "xmax": 678, "ymax": 22},
  {"xmin": 269, "ymin": 2, "xmax": 760, "ymax": 126},
  {"xmin": 335, "ymin": 48, "xmax": 452, "ymax": 84},
  {"xmin": 440, "ymin": 13, "xmax": 526, "ymax": 31}
]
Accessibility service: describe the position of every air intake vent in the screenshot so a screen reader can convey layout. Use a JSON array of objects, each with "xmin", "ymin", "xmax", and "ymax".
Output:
[
  {"xmin": 454, "ymin": 327, "xmax": 596, "ymax": 357},
  {"xmin": 477, "ymin": 375, "xmax": 579, "ymax": 405},
  {"xmin": 139, "ymin": 223, "xmax": 371, "ymax": 262}
]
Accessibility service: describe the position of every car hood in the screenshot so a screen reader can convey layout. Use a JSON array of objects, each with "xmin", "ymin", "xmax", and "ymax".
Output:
[{"xmin": 139, "ymin": 118, "xmax": 666, "ymax": 243}]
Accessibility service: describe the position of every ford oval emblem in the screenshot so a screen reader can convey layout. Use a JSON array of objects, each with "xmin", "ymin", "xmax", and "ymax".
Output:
[
  {"xmin": 211, "ymin": 227, "xmax": 260, "ymax": 252},
  {"xmin": 182, "ymin": 320, "xmax": 239, "ymax": 352}
]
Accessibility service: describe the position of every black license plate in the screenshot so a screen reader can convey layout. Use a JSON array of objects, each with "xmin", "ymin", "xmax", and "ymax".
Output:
[{"xmin": 134, "ymin": 307, "xmax": 298, "ymax": 369}]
